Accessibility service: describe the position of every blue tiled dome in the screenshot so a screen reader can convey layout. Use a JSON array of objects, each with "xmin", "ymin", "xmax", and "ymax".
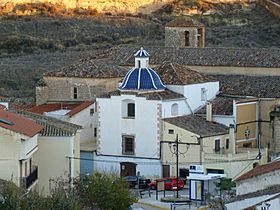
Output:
[{"xmin": 119, "ymin": 68, "xmax": 166, "ymax": 91}]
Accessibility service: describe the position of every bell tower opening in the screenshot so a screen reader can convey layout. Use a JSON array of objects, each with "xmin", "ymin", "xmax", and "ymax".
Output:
[{"xmin": 184, "ymin": 31, "xmax": 190, "ymax": 47}]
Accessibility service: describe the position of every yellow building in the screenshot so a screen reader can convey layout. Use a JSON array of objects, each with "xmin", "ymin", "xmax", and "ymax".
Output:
[
  {"xmin": 14, "ymin": 110, "xmax": 81, "ymax": 195},
  {"xmin": 0, "ymin": 109, "xmax": 43, "ymax": 190},
  {"xmin": 162, "ymin": 114, "xmax": 267, "ymax": 179}
]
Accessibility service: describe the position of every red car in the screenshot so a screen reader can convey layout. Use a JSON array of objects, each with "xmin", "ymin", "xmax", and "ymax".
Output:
[{"xmin": 148, "ymin": 177, "xmax": 184, "ymax": 190}]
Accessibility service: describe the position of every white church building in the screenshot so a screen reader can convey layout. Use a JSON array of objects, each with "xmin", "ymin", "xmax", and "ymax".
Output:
[{"xmin": 94, "ymin": 48, "xmax": 220, "ymax": 177}]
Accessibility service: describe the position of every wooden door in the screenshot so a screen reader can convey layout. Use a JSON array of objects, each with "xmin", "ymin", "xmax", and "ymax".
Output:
[
  {"xmin": 120, "ymin": 162, "xmax": 137, "ymax": 177},
  {"xmin": 162, "ymin": 165, "xmax": 170, "ymax": 178}
]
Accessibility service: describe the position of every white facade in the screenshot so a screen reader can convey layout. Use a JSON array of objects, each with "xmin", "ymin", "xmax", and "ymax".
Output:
[
  {"xmin": 70, "ymin": 103, "xmax": 97, "ymax": 146},
  {"xmin": 44, "ymin": 103, "xmax": 97, "ymax": 146},
  {"xmin": 96, "ymin": 94, "xmax": 162, "ymax": 176},
  {"xmin": 167, "ymin": 81, "xmax": 219, "ymax": 113}
]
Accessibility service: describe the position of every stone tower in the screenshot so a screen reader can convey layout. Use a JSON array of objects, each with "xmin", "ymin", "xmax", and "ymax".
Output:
[{"xmin": 165, "ymin": 17, "xmax": 205, "ymax": 48}]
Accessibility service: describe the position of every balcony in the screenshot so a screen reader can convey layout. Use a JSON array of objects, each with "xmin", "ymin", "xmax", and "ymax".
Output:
[
  {"xmin": 203, "ymin": 148, "xmax": 267, "ymax": 162},
  {"xmin": 21, "ymin": 166, "xmax": 38, "ymax": 189}
]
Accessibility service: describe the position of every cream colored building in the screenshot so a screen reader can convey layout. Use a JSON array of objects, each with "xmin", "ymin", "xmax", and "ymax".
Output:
[
  {"xmin": 0, "ymin": 109, "xmax": 43, "ymax": 190},
  {"xmin": 162, "ymin": 114, "xmax": 267, "ymax": 179},
  {"xmin": 14, "ymin": 110, "xmax": 81, "ymax": 195}
]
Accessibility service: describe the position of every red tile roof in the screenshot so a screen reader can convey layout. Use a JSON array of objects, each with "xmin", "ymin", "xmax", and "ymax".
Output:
[
  {"xmin": 28, "ymin": 101, "xmax": 94, "ymax": 117},
  {"xmin": 67, "ymin": 101, "xmax": 94, "ymax": 117},
  {"xmin": 0, "ymin": 109, "xmax": 44, "ymax": 137},
  {"xmin": 235, "ymin": 160, "xmax": 280, "ymax": 182},
  {"xmin": 0, "ymin": 104, "xmax": 6, "ymax": 110}
]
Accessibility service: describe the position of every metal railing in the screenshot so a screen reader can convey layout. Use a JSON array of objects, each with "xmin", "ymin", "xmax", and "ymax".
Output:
[{"xmin": 21, "ymin": 166, "xmax": 38, "ymax": 189}]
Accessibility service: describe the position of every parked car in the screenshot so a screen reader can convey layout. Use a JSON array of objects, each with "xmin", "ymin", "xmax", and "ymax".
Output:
[
  {"xmin": 148, "ymin": 177, "xmax": 184, "ymax": 190},
  {"xmin": 123, "ymin": 176, "xmax": 151, "ymax": 189}
]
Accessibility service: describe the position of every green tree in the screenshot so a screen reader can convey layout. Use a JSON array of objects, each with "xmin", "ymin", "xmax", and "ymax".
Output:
[{"xmin": 75, "ymin": 173, "xmax": 137, "ymax": 210}]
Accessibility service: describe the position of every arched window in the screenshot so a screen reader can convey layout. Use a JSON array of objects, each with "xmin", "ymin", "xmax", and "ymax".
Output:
[
  {"xmin": 184, "ymin": 31, "xmax": 190, "ymax": 46},
  {"xmin": 171, "ymin": 103, "xmax": 178, "ymax": 116},
  {"xmin": 122, "ymin": 99, "xmax": 135, "ymax": 118}
]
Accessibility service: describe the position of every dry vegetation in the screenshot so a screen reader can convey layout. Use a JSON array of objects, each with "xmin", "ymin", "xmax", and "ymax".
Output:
[{"xmin": 0, "ymin": 1, "xmax": 280, "ymax": 103}]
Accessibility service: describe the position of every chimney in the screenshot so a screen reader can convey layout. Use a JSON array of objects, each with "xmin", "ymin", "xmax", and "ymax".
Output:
[
  {"xmin": 229, "ymin": 124, "xmax": 236, "ymax": 154},
  {"xmin": 206, "ymin": 101, "xmax": 212, "ymax": 122}
]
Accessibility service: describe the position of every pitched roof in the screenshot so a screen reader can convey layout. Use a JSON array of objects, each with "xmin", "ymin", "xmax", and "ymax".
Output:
[
  {"xmin": 44, "ymin": 57, "xmax": 127, "ymax": 78},
  {"xmin": 99, "ymin": 89, "xmax": 185, "ymax": 100},
  {"xmin": 217, "ymin": 74, "xmax": 280, "ymax": 98},
  {"xmin": 228, "ymin": 185, "xmax": 280, "ymax": 203},
  {"xmin": 117, "ymin": 46, "xmax": 280, "ymax": 68},
  {"xmin": 0, "ymin": 109, "xmax": 44, "ymax": 137},
  {"xmin": 13, "ymin": 110, "xmax": 82, "ymax": 137},
  {"xmin": 163, "ymin": 115, "xmax": 229, "ymax": 137},
  {"xmin": 166, "ymin": 17, "xmax": 204, "ymax": 27},
  {"xmin": 235, "ymin": 160, "xmax": 280, "ymax": 182},
  {"xmin": 156, "ymin": 62, "xmax": 216, "ymax": 85},
  {"xmin": 28, "ymin": 101, "xmax": 94, "ymax": 117},
  {"xmin": 196, "ymin": 96, "xmax": 235, "ymax": 115}
]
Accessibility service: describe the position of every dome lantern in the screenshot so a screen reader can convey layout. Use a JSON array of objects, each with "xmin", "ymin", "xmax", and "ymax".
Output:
[{"xmin": 134, "ymin": 47, "xmax": 149, "ymax": 68}]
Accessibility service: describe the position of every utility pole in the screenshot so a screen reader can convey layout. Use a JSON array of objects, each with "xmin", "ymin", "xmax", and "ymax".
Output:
[{"xmin": 176, "ymin": 134, "xmax": 179, "ymax": 198}]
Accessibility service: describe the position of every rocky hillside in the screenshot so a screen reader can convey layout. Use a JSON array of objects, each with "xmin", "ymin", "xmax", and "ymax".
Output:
[{"xmin": 0, "ymin": 0, "xmax": 173, "ymax": 14}]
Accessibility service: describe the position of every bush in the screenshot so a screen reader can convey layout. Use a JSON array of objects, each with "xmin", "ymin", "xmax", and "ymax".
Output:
[{"xmin": 75, "ymin": 173, "xmax": 137, "ymax": 210}]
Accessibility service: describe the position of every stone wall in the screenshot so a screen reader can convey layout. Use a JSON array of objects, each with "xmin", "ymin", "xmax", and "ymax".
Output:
[
  {"xmin": 36, "ymin": 76, "xmax": 122, "ymax": 103},
  {"xmin": 261, "ymin": 0, "xmax": 280, "ymax": 19},
  {"xmin": 165, "ymin": 26, "xmax": 205, "ymax": 48},
  {"xmin": 0, "ymin": 0, "xmax": 171, "ymax": 14}
]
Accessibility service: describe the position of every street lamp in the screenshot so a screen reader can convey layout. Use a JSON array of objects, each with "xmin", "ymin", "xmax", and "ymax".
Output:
[{"xmin": 168, "ymin": 134, "xmax": 190, "ymax": 198}]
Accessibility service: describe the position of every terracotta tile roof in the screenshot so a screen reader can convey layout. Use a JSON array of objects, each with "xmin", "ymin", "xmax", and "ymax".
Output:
[
  {"xmin": 166, "ymin": 17, "xmax": 204, "ymax": 27},
  {"xmin": 217, "ymin": 74, "xmax": 280, "ymax": 98},
  {"xmin": 163, "ymin": 115, "xmax": 229, "ymax": 137},
  {"xmin": 156, "ymin": 62, "xmax": 216, "ymax": 85},
  {"xmin": 235, "ymin": 160, "xmax": 280, "ymax": 182},
  {"xmin": 68, "ymin": 101, "xmax": 94, "ymax": 117},
  {"xmin": 28, "ymin": 101, "xmax": 94, "ymax": 117},
  {"xmin": 13, "ymin": 110, "xmax": 82, "ymax": 137},
  {"xmin": 44, "ymin": 57, "xmax": 127, "ymax": 78},
  {"xmin": 0, "ymin": 104, "xmax": 6, "ymax": 110},
  {"xmin": 99, "ymin": 89, "xmax": 185, "ymax": 100},
  {"xmin": 0, "ymin": 109, "xmax": 44, "ymax": 137}
]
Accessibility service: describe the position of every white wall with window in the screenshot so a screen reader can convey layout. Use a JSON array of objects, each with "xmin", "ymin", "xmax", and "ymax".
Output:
[
  {"xmin": 70, "ymin": 103, "xmax": 96, "ymax": 145},
  {"xmin": 167, "ymin": 82, "xmax": 219, "ymax": 113},
  {"xmin": 162, "ymin": 99, "xmax": 191, "ymax": 118},
  {"xmin": 96, "ymin": 94, "xmax": 162, "ymax": 176}
]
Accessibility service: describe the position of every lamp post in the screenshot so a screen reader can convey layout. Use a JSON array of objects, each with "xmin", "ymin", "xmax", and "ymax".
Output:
[{"xmin": 168, "ymin": 134, "xmax": 190, "ymax": 198}]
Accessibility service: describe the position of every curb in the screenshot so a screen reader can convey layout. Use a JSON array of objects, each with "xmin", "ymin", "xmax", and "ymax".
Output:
[{"xmin": 137, "ymin": 201, "xmax": 169, "ymax": 210}]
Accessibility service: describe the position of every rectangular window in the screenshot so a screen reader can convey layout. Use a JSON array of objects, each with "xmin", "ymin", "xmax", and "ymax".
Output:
[
  {"xmin": 185, "ymin": 31, "xmax": 190, "ymax": 46},
  {"xmin": 226, "ymin": 138, "xmax": 229, "ymax": 149},
  {"xmin": 73, "ymin": 87, "xmax": 78, "ymax": 99},
  {"xmin": 127, "ymin": 103, "xmax": 135, "ymax": 118},
  {"xmin": 122, "ymin": 136, "xmax": 135, "ymax": 155},
  {"xmin": 168, "ymin": 129, "xmax": 174, "ymax": 134},
  {"xmin": 94, "ymin": 128, "xmax": 97, "ymax": 137},
  {"xmin": 201, "ymin": 88, "xmax": 207, "ymax": 101},
  {"xmin": 215, "ymin": 139, "xmax": 220, "ymax": 152},
  {"xmin": 90, "ymin": 108, "xmax": 95, "ymax": 116}
]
